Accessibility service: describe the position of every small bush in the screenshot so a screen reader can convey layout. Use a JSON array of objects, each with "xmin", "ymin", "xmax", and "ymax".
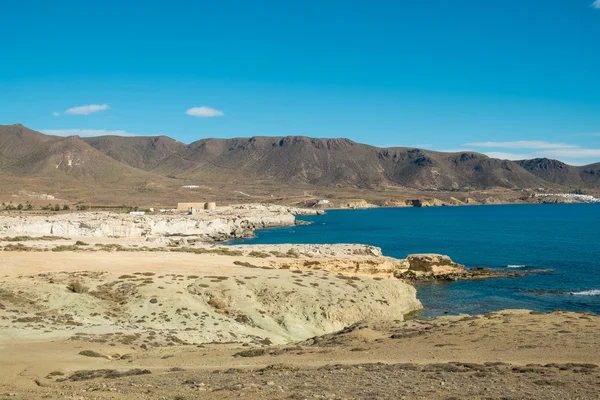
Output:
[
  {"xmin": 1, "ymin": 236, "xmax": 69, "ymax": 242},
  {"xmin": 67, "ymin": 280, "xmax": 89, "ymax": 294},
  {"xmin": 269, "ymin": 250, "xmax": 288, "ymax": 258},
  {"xmin": 286, "ymin": 249, "xmax": 300, "ymax": 258},
  {"xmin": 207, "ymin": 297, "xmax": 228, "ymax": 310},
  {"xmin": 248, "ymin": 251, "xmax": 271, "ymax": 258},
  {"xmin": 233, "ymin": 261, "xmax": 260, "ymax": 268},
  {"xmin": 65, "ymin": 368, "xmax": 150, "ymax": 381},
  {"xmin": 78, "ymin": 350, "xmax": 103, "ymax": 358},
  {"xmin": 75, "ymin": 241, "xmax": 89, "ymax": 246},
  {"xmin": 52, "ymin": 245, "xmax": 79, "ymax": 252},
  {"xmin": 2, "ymin": 243, "xmax": 40, "ymax": 252},
  {"xmin": 234, "ymin": 348, "xmax": 266, "ymax": 357}
]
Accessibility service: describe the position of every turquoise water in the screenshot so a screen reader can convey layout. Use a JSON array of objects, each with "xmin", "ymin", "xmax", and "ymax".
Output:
[{"xmin": 231, "ymin": 204, "xmax": 600, "ymax": 317}]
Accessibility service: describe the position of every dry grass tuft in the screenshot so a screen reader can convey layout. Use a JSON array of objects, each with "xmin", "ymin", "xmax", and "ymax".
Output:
[
  {"xmin": 207, "ymin": 297, "xmax": 228, "ymax": 310},
  {"xmin": 78, "ymin": 350, "xmax": 103, "ymax": 358},
  {"xmin": 64, "ymin": 368, "xmax": 151, "ymax": 381},
  {"xmin": 67, "ymin": 280, "xmax": 89, "ymax": 294},
  {"xmin": 234, "ymin": 348, "xmax": 266, "ymax": 357}
]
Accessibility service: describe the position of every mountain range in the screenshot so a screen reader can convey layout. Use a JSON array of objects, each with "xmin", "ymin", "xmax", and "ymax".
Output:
[{"xmin": 1, "ymin": 124, "xmax": 599, "ymax": 195}]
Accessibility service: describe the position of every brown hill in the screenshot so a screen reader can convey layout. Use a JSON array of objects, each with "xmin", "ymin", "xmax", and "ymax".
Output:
[
  {"xmin": 517, "ymin": 158, "xmax": 600, "ymax": 188},
  {"xmin": 3, "ymin": 124, "xmax": 598, "ymax": 195},
  {"xmin": 85, "ymin": 135, "xmax": 554, "ymax": 190},
  {"xmin": 84, "ymin": 135, "xmax": 188, "ymax": 171},
  {"xmin": 0, "ymin": 124, "xmax": 172, "ymax": 185}
]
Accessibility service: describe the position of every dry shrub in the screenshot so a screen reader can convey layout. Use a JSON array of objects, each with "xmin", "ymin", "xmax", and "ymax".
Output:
[
  {"xmin": 2, "ymin": 236, "xmax": 69, "ymax": 242},
  {"xmin": 269, "ymin": 250, "xmax": 288, "ymax": 258},
  {"xmin": 78, "ymin": 350, "xmax": 103, "ymax": 358},
  {"xmin": 67, "ymin": 280, "xmax": 89, "ymax": 294},
  {"xmin": 2, "ymin": 243, "xmax": 41, "ymax": 252},
  {"xmin": 90, "ymin": 281, "xmax": 137, "ymax": 304},
  {"xmin": 52, "ymin": 245, "xmax": 80, "ymax": 252},
  {"xmin": 169, "ymin": 247, "xmax": 243, "ymax": 256},
  {"xmin": 233, "ymin": 261, "xmax": 260, "ymax": 268},
  {"xmin": 65, "ymin": 368, "xmax": 150, "ymax": 381},
  {"xmin": 248, "ymin": 251, "xmax": 271, "ymax": 258},
  {"xmin": 208, "ymin": 297, "xmax": 228, "ymax": 310},
  {"xmin": 234, "ymin": 348, "xmax": 266, "ymax": 357},
  {"xmin": 286, "ymin": 249, "xmax": 300, "ymax": 258}
]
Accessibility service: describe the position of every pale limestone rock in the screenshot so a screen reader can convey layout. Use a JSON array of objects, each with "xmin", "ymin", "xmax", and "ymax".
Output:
[
  {"xmin": 0, "ymin": 204, "xmax": 317, "ymax": 241},
  {"xmin": 395, "ymin": 254, "xmax": 466, "ymax": 279}
]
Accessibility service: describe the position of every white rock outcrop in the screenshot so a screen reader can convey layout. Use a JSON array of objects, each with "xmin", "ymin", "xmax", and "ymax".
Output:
[{"xmin": 0, "ymin": 204, "xmax": 318, "ymax": 241}]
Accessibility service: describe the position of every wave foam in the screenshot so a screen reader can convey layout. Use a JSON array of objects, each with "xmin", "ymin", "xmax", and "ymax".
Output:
[
  {"xmin": 570, "ymin": 290, "xmax": 600, "ymax": 296},
  {"xmin": 506, "ymin": 265, "xmax": 526, "ymax": 269}
]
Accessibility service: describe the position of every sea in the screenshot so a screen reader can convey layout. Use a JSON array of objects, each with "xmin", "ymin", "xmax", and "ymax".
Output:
[{"xmin": 230, "ymin": 204, "xmax": 600, "ymax": 318}]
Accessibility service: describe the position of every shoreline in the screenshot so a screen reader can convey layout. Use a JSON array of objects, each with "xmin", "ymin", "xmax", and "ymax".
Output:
[
  {"xmin": 0, "ymin": 208, "xmax": 598, "ymax": 398},
  {"xmin": 0, "ymin": 197, "xmax": 598, "ymax": 219},
  {"xmin": 228, "ymin": 204, "xmax": 600, "ymax": 319},
  {"xmin": 2, "ymin": 203, "xmax": 595, "ymax": 318},
  {"xmin": 317, "ymin": 200, "xmax": 600, "ymax": 211}
]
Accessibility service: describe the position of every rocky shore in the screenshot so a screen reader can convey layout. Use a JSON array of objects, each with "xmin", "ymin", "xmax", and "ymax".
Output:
[
  {"xmin": 393, "ymin": 254, "xmax": 552, "ymax": 281},
  {"xmin": 0, "ymin": 205, "xmax": 596, "ymax": 399},
  {"xmin": 0, "ymin": 204, "xmax": 321, "ymax": 242}
]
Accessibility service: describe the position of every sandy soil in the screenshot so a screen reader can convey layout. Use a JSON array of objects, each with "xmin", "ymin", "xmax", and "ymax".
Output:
[
  {"xmin": 1, "ymin": 250, "xmax": 598, "ymax": 399},
  {"xmin": 1, "ymin": 308, "xmax": 598, "ymax": 399}
]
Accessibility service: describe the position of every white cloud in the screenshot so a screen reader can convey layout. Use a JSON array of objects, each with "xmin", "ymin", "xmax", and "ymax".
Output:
[
  {"xmin": 483, "ymin": 151, "xmax": 534, "ymax": 160},
  {"xmin": 436, "ymin": 148, "xmax": 476, "ymax": 153},
  {"xmin": 42, "ymin": 129, "xmax": 140, "ymax": 137},
  {"xmin": 578, "ymin": 132, "xmax": 600, "ymax": 136},
  {"xmin": 64, "ymin": 104, "xmax": 110, "ymax": 115},
  {"xmin": 593, "ymin": 0, "xmax": 600, "ymax": 9},
  {"xmin": 436, "ymin": 147, "xmax": 600, "ymax": 164},
  {"xmin": 379, "ymin": 143, "xmax": 432, "ymax": 149},
  {"xmin": 459, "ymin": 139, "xmax": 600, "ymax": 163},
  {"xmin": 464, "ymin": 140, "xmax": 580, "ymax": 149},
  {"xmin": 538, "ymin": 148, "xmax": 600, "ymax": 158},
  {"xmin": 186, "ymin": 106, "xmax": 224, "ymax": 118},
  {"xmin": 52, "ymin": 112, "xmax": 60, "ymax": 117}
]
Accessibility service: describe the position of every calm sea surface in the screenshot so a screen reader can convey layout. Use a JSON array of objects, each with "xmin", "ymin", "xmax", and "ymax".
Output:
[{"xmin": 231, "ymin": 204, "xmax": 600, "ymax": 317}]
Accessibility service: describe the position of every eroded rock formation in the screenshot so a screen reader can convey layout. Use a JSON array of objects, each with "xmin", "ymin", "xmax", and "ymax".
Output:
[{"xmin": 0, "ymin": 204, "xmax": 318, "ymax": 241}]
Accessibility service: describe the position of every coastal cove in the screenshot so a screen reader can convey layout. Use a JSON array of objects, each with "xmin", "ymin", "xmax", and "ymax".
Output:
[{"xmin": 231, "ymin": 203, "xmax": 600, "ymax": 317}]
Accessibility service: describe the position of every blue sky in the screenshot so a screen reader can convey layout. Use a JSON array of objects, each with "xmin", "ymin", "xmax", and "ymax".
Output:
[{"xmin": 1, "ymin": 0, "xmax": 600, "ymax": 165}]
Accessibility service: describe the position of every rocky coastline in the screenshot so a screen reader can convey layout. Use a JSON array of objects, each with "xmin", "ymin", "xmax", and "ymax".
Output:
[
  {"xmin": 0, "ymin": 205, "xmax": 560, "ymax": 343},
  {"xmin": 0, "ymin": 204, "xmax": 595, "ymax": 399},
  {"xmin": 0, "ymin": 204, "xmax": 322, "ymax": 242}
]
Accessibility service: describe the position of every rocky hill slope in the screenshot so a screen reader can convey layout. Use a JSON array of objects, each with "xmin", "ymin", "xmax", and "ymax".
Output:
[
  {"xmin": 85, "ymin": 134, "xmax": 555, "ymax": 190},
  {"xmin": 517, "ymin": 158, "xmax": 600, "ymax": 188},
  {"xmin": 2, "ymin": 124, "xmax": 599, "ymax": 193},
  {"xmin": 0, "ymin": 124, "xmax": 174, "ymax": 186}
]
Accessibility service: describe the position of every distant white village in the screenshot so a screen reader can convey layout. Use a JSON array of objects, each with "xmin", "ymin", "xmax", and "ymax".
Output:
[{"xmin": 532, "ymin": 193, "xmax": 600, "ymax": 203}]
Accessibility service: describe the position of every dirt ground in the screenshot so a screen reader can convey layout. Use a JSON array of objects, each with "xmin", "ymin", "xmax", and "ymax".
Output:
[
  {"xmin": 1, "ymin": 308, "xmax": 598, "ymax": 399},
  {"xmin": 1, "ymin": 250, "xmax": 599, "ymax": 399}
]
